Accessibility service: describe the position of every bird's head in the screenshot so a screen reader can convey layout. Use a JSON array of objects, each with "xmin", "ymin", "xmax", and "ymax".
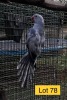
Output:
[{"xmin": 31, "ymin": 14, "xmax": 44, "ymax": 25}]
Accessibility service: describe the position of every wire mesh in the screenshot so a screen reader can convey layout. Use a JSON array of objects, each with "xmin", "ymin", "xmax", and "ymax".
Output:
[{"xmin": 0, "ymin": 2, "xmax": 67, "ymax": 100}]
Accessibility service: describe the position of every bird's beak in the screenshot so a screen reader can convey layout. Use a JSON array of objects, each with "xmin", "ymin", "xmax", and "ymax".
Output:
[{"xmin": 31, "ymin": 16, "xmax": 34, "ymax": 22}]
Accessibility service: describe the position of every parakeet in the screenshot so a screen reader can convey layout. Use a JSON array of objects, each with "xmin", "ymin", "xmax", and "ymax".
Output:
[{"xmin": 17, "ymin": 14, "xmax": 45, "ymax": 87}]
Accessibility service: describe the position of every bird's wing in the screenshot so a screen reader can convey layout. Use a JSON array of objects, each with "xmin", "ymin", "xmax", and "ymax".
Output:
[{"xmin": 26, "ymin": 27, "xmax": 41, "ymax": 54}]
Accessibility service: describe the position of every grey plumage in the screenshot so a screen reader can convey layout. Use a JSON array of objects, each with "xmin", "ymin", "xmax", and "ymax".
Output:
[{"xmin": 17, "ymin": 14, "xmax": 45, "ymax": 87}]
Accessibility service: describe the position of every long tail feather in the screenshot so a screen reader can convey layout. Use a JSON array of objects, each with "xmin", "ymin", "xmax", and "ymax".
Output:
[
  {"xmin": 17, "ymin": 55, "xmax": 29, "ymax": 76},
  {"xmin": 18, "ymin": 58, "xmax": 29, "ymax": 82},
  {"xmin": 17, "ymin": 53, "xmax": 36, "ymax": 88},
  {"xmin": 21, "ymin": 62, "xmax": 30, "ymax": 87}
]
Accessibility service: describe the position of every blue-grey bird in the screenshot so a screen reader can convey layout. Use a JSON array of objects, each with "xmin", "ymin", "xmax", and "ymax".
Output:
[{"xmin": 17, "ymin": 14, "xmax": 45, "ymax": 87}]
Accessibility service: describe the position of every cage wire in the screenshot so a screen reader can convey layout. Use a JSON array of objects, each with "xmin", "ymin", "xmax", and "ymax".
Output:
[{"xmin": 0, "ymin": 1, "xmax": 67, "ymax": 100}]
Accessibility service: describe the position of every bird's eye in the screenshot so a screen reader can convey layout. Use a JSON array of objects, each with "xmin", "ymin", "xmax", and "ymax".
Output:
[{"xmin": 35, "ymin": 15, "xmax": 37, "ymax": 18}]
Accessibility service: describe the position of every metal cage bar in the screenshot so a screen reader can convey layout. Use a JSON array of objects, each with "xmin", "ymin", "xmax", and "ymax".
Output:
[{"xmin": 0, "ymin": 1, "xmax": 67, "ymax": 100}]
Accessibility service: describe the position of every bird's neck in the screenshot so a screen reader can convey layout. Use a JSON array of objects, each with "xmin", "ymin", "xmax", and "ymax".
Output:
[{"xmin": 33, "ymin": 23, "xmax": 44, "ymax": 30}]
